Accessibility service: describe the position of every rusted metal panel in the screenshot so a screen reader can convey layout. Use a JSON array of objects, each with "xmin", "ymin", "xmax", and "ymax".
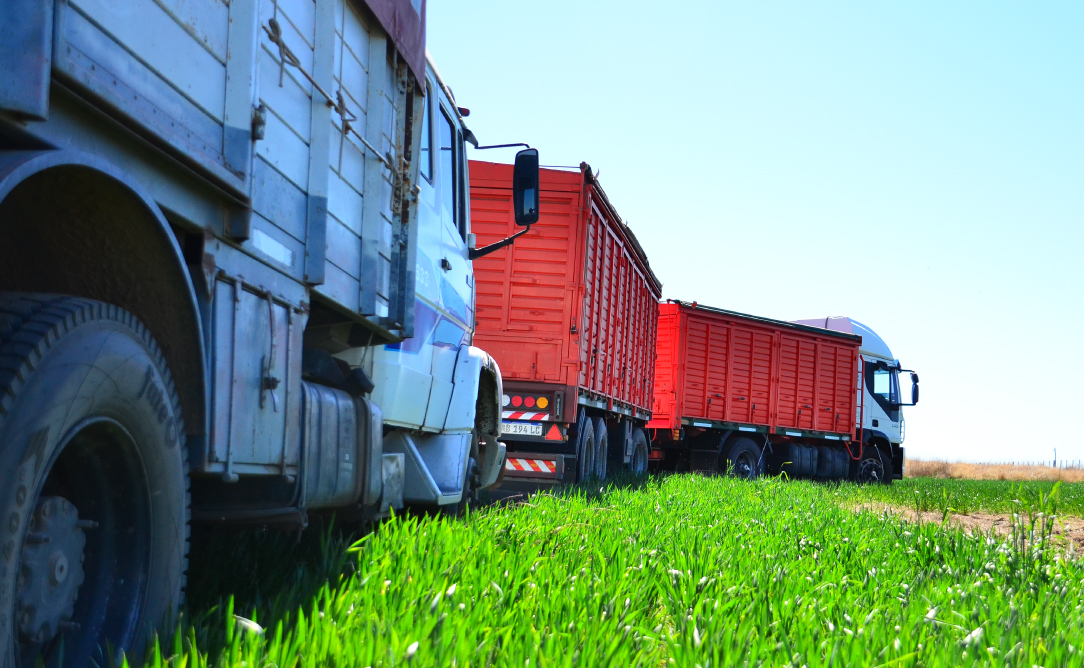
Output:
[
  {"xmin": 358, "ymin": 0, "xmax": 426, "ymax": 86},
  {"xmin": 470, "ymin": 161, "xmax": 661, "ymax": 418},
  {"xmin": 649, "ymin": 301, "xmax": 861, "ymax": 438}
]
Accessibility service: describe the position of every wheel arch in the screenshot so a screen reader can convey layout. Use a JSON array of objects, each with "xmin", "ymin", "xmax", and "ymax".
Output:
[
  {"xmin": 474, "ymin": 352, "xmax": 502, "ymax": 438},
  {"xmin": 862, "ymin": 429, "xmax": 893, "ymax": 457},
  {"xmin": 0, "ymin": 150, "xmax": 207, "ymax": 436}
]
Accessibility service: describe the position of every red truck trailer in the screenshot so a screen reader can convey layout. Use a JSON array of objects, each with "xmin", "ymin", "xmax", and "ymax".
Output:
[
  {"xmin": 648, "ymin": 301, "xmax": 891, "ymax": 482},
  {"xmin": 470, "ymin": 161, "xmax": 662, "ymax": 486}
]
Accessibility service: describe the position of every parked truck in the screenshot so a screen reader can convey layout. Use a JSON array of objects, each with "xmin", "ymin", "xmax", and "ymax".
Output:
[
  {"xmin": 0, "ymin": 1, "xmax": 539, "ymax": 665},
  {"xmin": 649, "ymin": 302, "xmax": 917, "ymax": 483},
  {"xmin": 469, "ymin": 161, "xmax": 662, "ymax": 487}
]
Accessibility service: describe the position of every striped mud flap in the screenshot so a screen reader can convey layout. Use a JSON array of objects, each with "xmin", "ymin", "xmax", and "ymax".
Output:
[{"xmin": 502, "ymin": 453, "xmax": 567, "ymax": 481}]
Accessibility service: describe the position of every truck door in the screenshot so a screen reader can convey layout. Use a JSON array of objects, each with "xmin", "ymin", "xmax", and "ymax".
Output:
[
  {"xmin": 425, "ymin": 99, "xmax": 473, "ymax": 430},
  {"xmin": 372, "ymin": 82, "xmax": 441, "ymax": 428},
  {"xmin": 865, "ymin": 360, "xmax": 902, "ymax": 441}
]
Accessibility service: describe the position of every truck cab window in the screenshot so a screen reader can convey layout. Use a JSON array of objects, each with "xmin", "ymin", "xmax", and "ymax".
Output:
[
  {"xmin": 871, "ymin": 366, "xmax": 900, "ymax": 405},
  {"xmin": 439, "ymin": 107, "xmax": 457, "ymax": 229},
  {"xmin": 418, "ymin": 93, "xmax": 431, "ymax": 182}
]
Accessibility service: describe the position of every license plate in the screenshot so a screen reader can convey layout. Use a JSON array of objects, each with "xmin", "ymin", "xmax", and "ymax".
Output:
[{"xmin": 501, "ymin": 422, "xmax": 543, "ymax": 437}]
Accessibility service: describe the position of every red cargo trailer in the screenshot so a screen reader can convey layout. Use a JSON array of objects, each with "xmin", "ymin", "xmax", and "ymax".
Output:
[
  {"xmin": 648, "ymin": 301, "xmax": 883, "ymax": 480},
  {"xmin": 470, "ymin": 161, "xmax": 662, "ymax": 486}
]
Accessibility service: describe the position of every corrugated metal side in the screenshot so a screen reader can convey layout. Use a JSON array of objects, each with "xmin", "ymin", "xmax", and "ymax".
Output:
[
  {"xmin": 470, "ymin": 162, "xmax": 582, "ymax": 385},
  {"xmin": 679, "ymin": 311, "xmax": 774, "ymax": 427},
  {"xmin": 575, "ymin": 180, "xmax": 659, "ymax": 412},
  {"xmin": 469, "ymin": 161, "xmax": 660, "ymax": 415},
  {"xmin": 654, "ymin": 302, "xmax": 860, "ymax": 436},
  {"xmin": 647, "ymin": 303, "xmax": 682, "ymax": 430}
]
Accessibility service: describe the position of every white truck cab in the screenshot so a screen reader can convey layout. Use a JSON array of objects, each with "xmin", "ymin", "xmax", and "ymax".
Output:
[
  {"xmin": 795, "ymin": 317, "xmax": 919, "ymax": 479},
  {"xmin": 342, "ymin": 56, "xmax": 539, "ymax": 508}
]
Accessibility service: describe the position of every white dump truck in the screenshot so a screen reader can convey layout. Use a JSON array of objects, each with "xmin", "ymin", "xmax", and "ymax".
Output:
[{"xmin": 0, "ymin": 1, "xmax": 538, "ymax": 664}]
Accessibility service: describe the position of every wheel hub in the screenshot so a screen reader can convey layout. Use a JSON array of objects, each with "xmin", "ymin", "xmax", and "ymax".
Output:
[
  {"xmin": 16, "ymin": 496, "xmax": 88, "ymax": 644},
  {"xmin": 858, "ymin": 459, "xmax": 884, "ymax": 483}
]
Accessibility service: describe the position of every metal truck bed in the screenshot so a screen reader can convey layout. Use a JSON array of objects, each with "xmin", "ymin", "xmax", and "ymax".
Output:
[
  {"xmin": 649, "ymin": 301, "xmax": 862, "ymax": 440},
  {"xmin": 470, "ymin": 161, "xmax": 662, "ymax": 420}
]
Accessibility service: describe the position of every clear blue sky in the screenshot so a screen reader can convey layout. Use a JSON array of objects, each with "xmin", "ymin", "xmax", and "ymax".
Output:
[{"xmin": 429, "ymin": 1, "xmax": 1084, "ymax": 463}]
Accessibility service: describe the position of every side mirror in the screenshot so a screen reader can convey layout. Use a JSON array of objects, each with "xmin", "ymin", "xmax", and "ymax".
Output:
[
  {"xmin": 910, "ymin": 372, "xmax": 919, "ymax": 384},
  {"xmin": 911, "ymin": 383, "xmax": 919, "ymax": 405},
  {"xmin": 512, "ymin": 148, "xmax": 539, "ymax": 226}
]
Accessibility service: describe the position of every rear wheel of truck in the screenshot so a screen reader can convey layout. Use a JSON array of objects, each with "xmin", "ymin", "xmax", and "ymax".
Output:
[
  {"xmin": 627, "ymin": 429, "xmax": 649, "ymax": 475},
  {"xmin": 0, "ymin": 294, "xmax": 189, "ymax": 668},
  {"xmin": 574, "ymin": 415, "xmax": 596, "ymax": 482},
  {"xmin": 852, "ymin": 445, "xmax": 890, "ymax": 484},
  {"xmin": 723, "ymin": 437, "xmax": 763, "ymax": 479},
  {"xmin": 593, "ymin": 418, "xmax": 608, "ymax": 481}
]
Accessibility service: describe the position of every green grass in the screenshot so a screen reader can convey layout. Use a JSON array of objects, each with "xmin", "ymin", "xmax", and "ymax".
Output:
[
  {"xmin": 839, "ymin": 477, "xmax": 1084, "ymax": 516},
  {"xmin": 144, "ymin": 476, "xmax": 1084, "ymax": 667}
]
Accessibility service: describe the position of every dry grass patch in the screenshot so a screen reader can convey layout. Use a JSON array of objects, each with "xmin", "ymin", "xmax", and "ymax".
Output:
[
  {"xmin": 854, "ymin": 501, "xmax": 1084, "ymax": 552},
  {"xmin": 906, "ymin": 458, "xmax": 1084, "ymax": 482}
]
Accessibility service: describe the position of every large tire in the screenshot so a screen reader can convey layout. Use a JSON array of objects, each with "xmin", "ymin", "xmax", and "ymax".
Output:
[
  {"xmin": 574, "ymin": 413, "xmax": 596, "ymax": 483},
  {"xmin": 627, "ymin": 429, "xmax": 649, "ymax": 475},
  {"xmin": 722, "ymin": 437, "xmax": 763, "ymax": 479},
  {"xmin": 0, "ymin": 295, "xmax": 189, "ymax": 668},
  {"xmin": 592, "ymin": 418, "xmax": 608, "ymax": 481},
  {"xmin": 851, "ymin": 444, "xmax": 890, "ymax": 484}
]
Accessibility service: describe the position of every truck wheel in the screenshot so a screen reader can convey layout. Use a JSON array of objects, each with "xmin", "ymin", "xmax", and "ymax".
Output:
[
  {"xmin": 627, "ymin": 429, "xmax": 649, "ymax": 475},
  {"xmin": 852, "ymin": 446, "xmax": 889, "ymax": 484},
  {"xmin": 0, "ymin": 295, "xmax": 189, "ymax": 668},
  {"xmin": 593, "ymin": 418, "xmax": 608, "ymax": 481},
  {"xmin": 723, "ymin": 437, "xmax": 763, "ymax": 479},
  {"xmin": 574, "ymin": 417, "xmax": 596, "ymax": 482}
]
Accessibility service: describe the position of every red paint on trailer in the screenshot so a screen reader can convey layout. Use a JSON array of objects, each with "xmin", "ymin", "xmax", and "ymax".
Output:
[
  {"xmin": 470, "ymin": 161, "xmax": 662, "ymax": 416},
  {"xmin": 649, "ymin": 301, "xmax": 861, "ymax": 438}
]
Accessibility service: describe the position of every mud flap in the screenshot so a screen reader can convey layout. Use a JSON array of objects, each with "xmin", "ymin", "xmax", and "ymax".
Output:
[
  {"xmin": 478, "ymin": 435, "xmax": 506, "ymax": 488},
  {"xmin": 379, "ymin": 453, "xmax": 405, "ymax": 513},
  {"xmin": 383, "ymin": 431, "xmax": 471, "ymax": 505}
]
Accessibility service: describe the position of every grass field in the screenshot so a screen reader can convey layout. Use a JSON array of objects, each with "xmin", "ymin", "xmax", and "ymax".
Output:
[
  {"xmin": 841, "ymin": 476, "xmax": 1084, "ymax": 516},
  {"xmin": 147, "ymin": 476, "xmax": 1084, "ymax": 668}
]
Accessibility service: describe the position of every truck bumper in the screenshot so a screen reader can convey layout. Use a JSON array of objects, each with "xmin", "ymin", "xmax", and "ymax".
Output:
[{"xmin": 501, "ymin": 452, "xmax": 568, "ymax": 483}]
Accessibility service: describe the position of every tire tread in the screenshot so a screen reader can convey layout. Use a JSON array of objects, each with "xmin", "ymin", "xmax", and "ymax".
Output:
[{"xmin": 0, "ymin": 292, "xmax": 191, "ymax": 604}]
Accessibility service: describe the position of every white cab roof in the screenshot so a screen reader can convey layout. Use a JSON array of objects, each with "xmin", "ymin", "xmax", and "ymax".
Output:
[{"xmin": 792, "ymin": 317, "xmax": 894, "ymax": 361}]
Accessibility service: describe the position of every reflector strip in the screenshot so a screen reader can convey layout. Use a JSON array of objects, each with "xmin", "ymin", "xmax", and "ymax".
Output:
[
  {"xmin": 502, "ymin": 411, "xmax": 551, "ymax": 421},
  {"xmin": 786, "ymin": 431, "xmax": 802, "ymax": 437},
  {"xmin": 504, "ymin": 458, "xmax": 556, "ymax": 473}
]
